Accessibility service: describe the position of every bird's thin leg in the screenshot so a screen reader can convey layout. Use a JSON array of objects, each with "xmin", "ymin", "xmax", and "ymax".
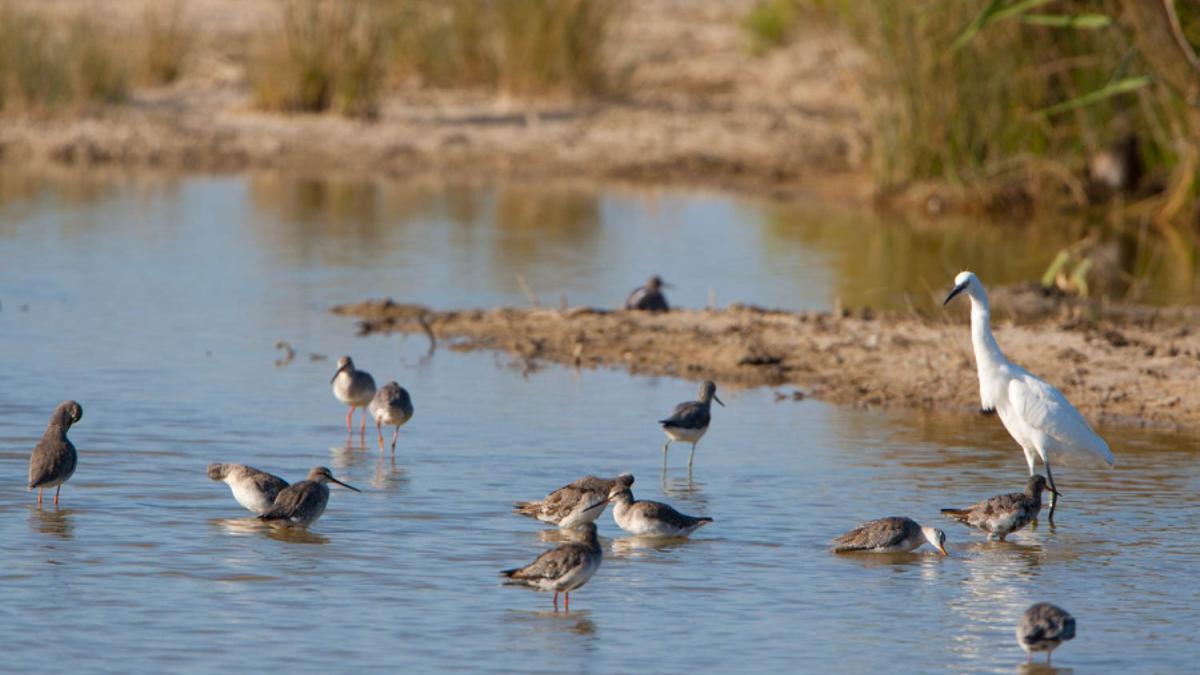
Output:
[
  {"xmin": 54, "ymin": 485, "xmax": 61, "ymax": 506},
  {"xmin": 1027, "ymin": 654, "xmax": 1032, "ymax": 665},
  {"xmin": 391, "ymin": 426, "xmax": 400, "ymax": 454},
  {"xmin": 346, "ymin": 406, "xmax": 354, "ymax": 434},
  {"xmin": 564, "ymin": 592, "xmax": 570, "ymax": 612},
  {"xmin": 376, "ymin": 419, "xmax": 384, "ymax": 451},
  {"xmin": 1047, "ymin": 652, "xmax": 1052, "ymax": 666},
  {"xmin": 687, "ymin": 443, "xmax": 696, "ymax": 473},
  {"xmin": 359, "ymin": 410, "xmax": 367, "ymax": 439},
  {"xmin": 553, "ymin": 591, "xmax": 559, "ymax": 611},
  {"xmin": 662, "ymin": 441, "xmax": 670, "ymax": 469},
  {"xmin": 1044, "ymin": 460, "xmax": 1060, "ymax": 524},
  {"xmin": 37, "ymin": 487, "xmax": 43, "ymax": 506}
]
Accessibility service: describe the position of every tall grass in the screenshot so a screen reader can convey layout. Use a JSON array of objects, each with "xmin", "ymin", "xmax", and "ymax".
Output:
[
  {"xmin": 0, "ymin": 4, "xmax": 129, "ymax": 113},
  {"xmin": 754, "ymin": 1, "xmax": 1199, "ymax": 217},
  {"xmin": 141, "ymin": 1, "xmax": 193, "ymax": 85}
]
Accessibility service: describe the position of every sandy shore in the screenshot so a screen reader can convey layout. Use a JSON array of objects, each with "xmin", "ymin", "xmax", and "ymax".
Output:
[
  {"xmin": 0, "ymin": 0, "xmax": 870, "ymax": 200},
  {"xmin": 333, "ymin": 287, "xmax": 1200, "ymax": 432}
]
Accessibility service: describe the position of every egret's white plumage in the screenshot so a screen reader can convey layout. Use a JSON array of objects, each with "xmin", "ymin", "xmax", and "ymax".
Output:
[{"xmin": 944, "ymin": 271, "xmax": 1115, "ymax": 518}]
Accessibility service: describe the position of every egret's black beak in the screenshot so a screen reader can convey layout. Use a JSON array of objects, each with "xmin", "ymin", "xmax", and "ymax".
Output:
[{"xmin": 943, "ymin": 282, "xmax": 968, "ymax": 306}]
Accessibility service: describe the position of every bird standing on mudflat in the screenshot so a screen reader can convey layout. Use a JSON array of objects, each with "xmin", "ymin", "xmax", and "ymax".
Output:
[
  {"xmin": 626, "ymin": 275, "xmax": 671, "ymax": 312},
  {"xmin": 514, "ymin": 473, "xmax": 633, "ymax": 529},
  {"xmin": 501, "ymin": 522, "xmax": 603, "ymax": 611},
  {"xmin": 660, "ymin": 380, "xmax": 724, "ymax": 472},
  {"xmin": 28, "ymin": 400, "xmax": 83, "ymax": 507},
  {"xmin": 941, "ymin": 475, "xmax": 1053, "ymax": 541},
  {"xmin": 1017, "ymin": 602, "xmax": 1076, "ymax": 665},
  {"xmin": 607, "ymin": 481, "xmax": 713, "ymax": 538},
  {"xmin": 944, "ymin": 271, "xmax": 1115, "ymax": 522},
  {"xmin": 331, "ymin": 356, "xmax": 376, "ymax": 439},
  {"xmin": 832, "ymin": 517, "xmax": 948, "ymax": 556},
  {"xmin": 207, "ymin": 463, "xmax": 290, "ymax": 516},
  {"xmin": 258, "ymin": 466, "xmax": 360, "ymax": 528},
  {"xmin": 368, "ymin": 381, "xmax": 414, "ymax": 453}
]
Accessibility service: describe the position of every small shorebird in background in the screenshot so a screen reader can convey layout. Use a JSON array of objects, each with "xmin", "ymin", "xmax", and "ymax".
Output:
[
  {"xmin": 28, "ymin": 400, "xmax": 83, "ymax": 507},
  {"xmin": 368, "ymin": 381, "xmax": 414, "ymax": 453},
  {"xmin": 626, "ymin": 274, "xmax": 671, "ymax": 312},
  {"xmin": 331, "ymin": 355, "xmax": 376, "ymax": 440}
]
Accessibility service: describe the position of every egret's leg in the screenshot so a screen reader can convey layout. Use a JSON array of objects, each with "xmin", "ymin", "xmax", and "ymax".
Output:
[
  {"xmin": 687, "ymin": 443, "xmax": 697, "ymax": 472},
  {"xmin": 391, "ymin": 426, "xmax": 400, "ymax": 453},
  {"xmin": 1044, "ymin": 460, "xmax": 1060, "ymax": 523}
]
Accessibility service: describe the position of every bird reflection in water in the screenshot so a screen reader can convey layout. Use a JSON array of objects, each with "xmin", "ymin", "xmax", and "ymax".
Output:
[
  {"xmin": 29, "ymin": 506, "xmax": 75, "ymax": 539},
  {"xmin": 660, "ymin": 471, "xmax": 706, "ymax": 505},
  {"xmin": 210, "ymin": 517, "xmax": 329, "ymax": 545},
  {"xmin": 371, "ymin": 456, "xmax": 408, "ymax": 491}
]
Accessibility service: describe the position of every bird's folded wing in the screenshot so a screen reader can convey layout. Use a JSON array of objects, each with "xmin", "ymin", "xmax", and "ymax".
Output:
[{"xmin": 1009, "ymin": 376, "xmax": 1114, "ymax": 467}]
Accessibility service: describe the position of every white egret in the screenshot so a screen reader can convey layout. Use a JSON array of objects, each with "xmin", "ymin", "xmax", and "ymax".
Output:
[{"xmin": 944, "ymin": 271, "xmax": 1114, "ymax": 521}]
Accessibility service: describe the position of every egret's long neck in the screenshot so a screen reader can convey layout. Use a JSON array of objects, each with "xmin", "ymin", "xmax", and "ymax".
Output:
[{"xmin": 968, "ymin": 294, "xmax": 1008, "ymax": 372}]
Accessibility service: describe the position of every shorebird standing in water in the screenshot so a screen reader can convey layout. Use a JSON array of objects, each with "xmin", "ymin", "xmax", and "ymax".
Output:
[
  {"xmin": 514, "ymin": 474, "xmax": 632, "ymax": 529},
  {"xmin": 659, "ymin": 380, "xmax": 723, "ymax": 472},
  {"xmin": 944, "ymin": 271, "xmax": 1115, "ymax": 522},
  {"xmin": 331, "ymin": 356, "xmax": 376, "ymax": 439},
  {"xmin": 368, "ymin": 381, "xmax": 414, "ymax": 453},
  {"xmin": 28, "ymin": 400, "xmax": 82, "ymax": 507},
  {"xmin": 832, "ymin": 517, "xmax": 949, "ymax": 555},
  {"xmin": 207, "ymin": 463, "xmax": 290, "ymax": 516},
  {"xmin": 941, "ymin": 475, "xmax": 1054, "ymax": 541},
  {"xmin": 258, "ymin": 467, "xmax": 360, "ymax": 528},
  {"xmin": 607, "ymin": 480, "xmax": 712, "ymax": 538},
  {"xmin": 501, "ymin": 522, "xmax": 603, "ymax": 611},
  {"xmin": 626, "ymin": 275, "xmax": 671, "ymax": 312},
  {"xmin": 1017, "ymin": 602, "xmax": 1075, "ymax": 665}
]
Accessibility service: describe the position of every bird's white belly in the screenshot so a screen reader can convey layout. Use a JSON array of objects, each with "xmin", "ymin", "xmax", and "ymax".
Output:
[
  {"xmin": 557, "ymin": 499, "xmax": 607, "ymax": 529},
  {"xmin": 613, "ymin": 504, "xmax": 691, "ymax": 537},
  {"xmin": 663, "ymin": 426, "xmax": 707, "ymax": 444},
  {"xmin": 373, "ymin": 408, "xmax": 412, "ymax": 427},
  {"xmin": 333, "ymin": 377, "xmax": 372, "ymax": 406},
  {"xmin": 554, "ymin": 555, "xmax": 599, "ymax": 592},
  {"xmin": 228, "ymin": 480, "xmax": 274, "ymax": 515}
]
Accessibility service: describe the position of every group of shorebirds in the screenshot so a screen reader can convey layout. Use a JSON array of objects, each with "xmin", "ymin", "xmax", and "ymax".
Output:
[{"xmin": 23, "ymin": 271, "xmax": 1111, "ymax": 663}]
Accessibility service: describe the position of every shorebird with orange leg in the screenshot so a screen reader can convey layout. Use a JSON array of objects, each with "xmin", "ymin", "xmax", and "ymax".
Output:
[
  {"xmin": 501, "ymin": 522, "xmax": 603, "ymax": 611},
  {"xmin": 331, "ymin": 356, "xmax": 376, "ymax": 441},
  {"xmin": 28, "ymin": 401, "xmax": 82, "ymax": 507},
  {"xmin": 368, "ymin": 381, "xmax": 413, "ymax": 453}
]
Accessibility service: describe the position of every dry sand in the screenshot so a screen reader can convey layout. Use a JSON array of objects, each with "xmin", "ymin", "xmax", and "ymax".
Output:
[{"xmin": 333, "ymin": 285, "xmax": 1200, "ymax": 432}]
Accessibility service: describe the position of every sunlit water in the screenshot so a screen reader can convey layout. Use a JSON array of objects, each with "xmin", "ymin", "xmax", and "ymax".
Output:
[{"xmin": 1, "ymin": 172, "xmax": 1198, "ymax": 673}]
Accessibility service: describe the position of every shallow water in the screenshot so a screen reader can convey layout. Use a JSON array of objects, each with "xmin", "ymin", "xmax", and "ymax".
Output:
[{"xmin": 1, "ymin": 172, "xmax": 1198, "ymax": 673}]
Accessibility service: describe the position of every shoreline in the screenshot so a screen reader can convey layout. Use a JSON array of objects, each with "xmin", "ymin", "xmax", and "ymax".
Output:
[{"xmin": 333, "ymin": 291, "xmax": 1200, "ymax": 433}]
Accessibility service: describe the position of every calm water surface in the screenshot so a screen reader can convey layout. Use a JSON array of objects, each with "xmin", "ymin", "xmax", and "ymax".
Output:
[{"xmin": 1, "ymin": 172, "xmax": 1198, "ymax": 673}]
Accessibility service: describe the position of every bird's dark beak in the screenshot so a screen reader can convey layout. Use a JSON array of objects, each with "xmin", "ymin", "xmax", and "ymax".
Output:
[
  {"xmin": 583, "ymin": 497, "xmax": 609, "ymax": 513},
  {"xmin": 714, "ymin": 394, "xmax": 725, "ymax": 407},
  {"xmin": 943, "ymin": 282, "xmax": 968, "ymax": 306},
  {"xmin": 662, "ymin": 281, "xmax": 674, "ymax": 289},
  {"xmin": 330, "ymin": 363, "xmax": 349, "ymax": 384},
  {"xmin": 330, "ymin": 477, "xmax": 361, "ymax": 492}
]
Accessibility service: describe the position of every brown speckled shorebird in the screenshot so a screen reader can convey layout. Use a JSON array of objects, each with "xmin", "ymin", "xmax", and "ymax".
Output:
[
  {"xmin": 607, "ymin": 481, "xmax": 712, "ymax": 538},
  {"xmin": 832, "ymin": 517, "xmax": 948, "ymax": 555},
  {"xmin": 514, "ymin": 474, "xmax": 632, "ymax": 529},
  {"xmin": 368, "ymin": 381, "xmax": 414, "ymax": 453},
  {"xmin": 501, "ymin": 522, "xmax": 603, "ymax": 611},
  {"xmin": 207, "ymin": 463, "xmax": 290, "ymax": 516},
  {"xmin": 625, "ymin": 274, "xmax": 671, "ymax": 312},
  {"xmin": 28, "ymin": 400, "xmax": 82, "ymax": 507},
  {"xmin": 941, "ymin": 475, "xmax": 1054, "ymax": 541},
  {"xmin": 1017, "ymin": 602, "xmax": 1076, "ymax": 665},
  {"xmin": 659, "ymin": 380, "xmax": 724, "ymax": 472},
  {"xmin": 331, "ymin": 356, "xmax": 376, "ymax": 438},
  {"xmin": 258, "ymin": 467, "xmax": 360, "ymax": 528}
]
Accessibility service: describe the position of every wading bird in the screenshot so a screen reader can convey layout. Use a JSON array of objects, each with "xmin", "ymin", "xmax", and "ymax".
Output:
[
  {"xmin": 368, "ymin": 381, "xmax": 414, "ymax": 453},
  {"xmin": 28, "ymin": 400, "xmax": 82, "ymax": 507},
  {"xmin": 626, "ymin": 275, "xmax": 671, "ymax": 312},
  {"xmin": 944, "ymin": 271, "xmax": 1114, "ymax": 521},
  {"xmin": 207, "ymin": 463, "xmax": 289, "ymax": 516},
  {"xmin": 941, "ymin": 475, "xmax": 1053, "ymax": 541},
  {"xmin": 1017, "ymin": 602, "xmax": 1075, "ymax": 665},
  {"xmin": 514, "ymin": 474, "xmax": 632, "ymax": 529},
  {"xmin": 659, "ymin": 380, "xmax": 723, "ymax": 472},
  {"xmin": 501, "ymin": 522, "xmax": 603, "ymax": 611},
  {"xmin": 258, "ymin": 467, "xmax": 360, "ymax": 528},
  {"xmin": 607, "ymin": 481, "xmax": 713, "ymax": 538},
  {"xmin": 331, "ymin": 356, "xmax": 376, "ymax": 439},
  {"xmin": 832, "ymin": 517, "xmax": 948, "ymax": 555}
]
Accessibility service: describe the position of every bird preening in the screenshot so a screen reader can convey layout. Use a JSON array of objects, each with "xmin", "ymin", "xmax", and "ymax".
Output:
[{"xmin": 28, "ymin": 400, "xmax": 83, "ymax": 507}]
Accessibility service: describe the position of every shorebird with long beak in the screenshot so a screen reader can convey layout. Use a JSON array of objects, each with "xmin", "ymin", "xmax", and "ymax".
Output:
[
  {"xmin": 258, "ymin": 467, "xmax": 360, "ymax": 528},
  {"xmin": 207, "ymin": 463, "xmax": 289, "ymax": 516},
  {"xmin": 1017, "ymin": 602, "xmax": 1076, "ymax": 665},
  {"xmin": 28, "ymin": 400, "xmax": 82, "ymax": 507},
  {"xmin": 368, "ymin": 381, "xmax": 414, "ymax": 453},
  {"xmin": 501, "ymin": 522, "xmax": 603, "ymax": 611},
  {"xmin": 941, "ymin": 475, "xmax": 1053, "ymax": 541},
  {"xmin": 832, "ymin": 517, "xmax": 949, "ymax": 555},
  {"xmin": 944, "ymin": 271, "xmax": 1115, "ymax": 522},
  {"xmin": 331, "ymin": 356, "xmax": 376, "ymax": 439},
  {"xmin": 607, "ymin": 480, "xmax": 713, "ymax": 538},
  {"xmin": 626, "ymin": 274, "xmax": 671, "ymax": 312},
  {"xmin": 659, "ymin": 380, "xmax": 723, "ymax": 472},
  {"xmin": 514, "ymin": 474, "xmax": 632, "ymax": 529}
]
